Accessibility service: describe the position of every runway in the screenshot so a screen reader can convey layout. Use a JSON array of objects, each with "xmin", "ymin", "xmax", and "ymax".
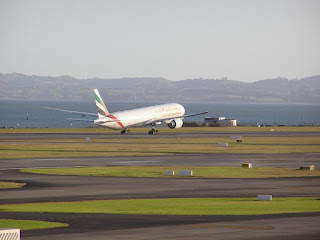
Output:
[
  {"xmin": 0, "ymin": 131, "xmax": 319, "ymax": 239},
  {"xmin": 1, "ymin": 152, "xmax": 319, "ymax": 170},
  {"xmin": 1, "ymin": 129, "xmax": 320, "ymax": 141},
  {"xmin": 2, "ymin": 212, "xmax": 320, "ymax": 240}
]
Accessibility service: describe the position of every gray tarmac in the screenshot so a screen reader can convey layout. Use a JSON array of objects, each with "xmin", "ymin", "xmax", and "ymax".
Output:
[
  {"xmin": 0, "ymin": 131, "xmax": 319, "ymax": 239},
  {"xmin": 1, "ymin": 130, "xmax": 320, "ymax": 140}
]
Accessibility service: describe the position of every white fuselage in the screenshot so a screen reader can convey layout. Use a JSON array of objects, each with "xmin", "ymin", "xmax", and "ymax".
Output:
[{"xmin": 94, "ymin": 103, "xmax": 185, "ymax": 130}]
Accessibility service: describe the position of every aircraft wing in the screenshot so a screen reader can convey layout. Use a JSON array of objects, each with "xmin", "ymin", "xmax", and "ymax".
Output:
[
  {"xmin": 43, "ymin": 107, "xmax": 97, "ymax": 117},
  {"xmin": 183, "ymin": 111, "xmax": 209, "ymax": 118},
  {"xmin": 143, "ymin": 111, "xmax": 208, "ymax": 125}
]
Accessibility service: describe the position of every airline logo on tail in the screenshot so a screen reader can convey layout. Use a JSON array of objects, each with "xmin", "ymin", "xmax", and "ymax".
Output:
[
  {"xmin": 94, "ymin": 89, "xmax": 110, "ymax": 118},
  {"xmin": 94, "ymin": 89, "xmax": 124, "ymax": 128}
]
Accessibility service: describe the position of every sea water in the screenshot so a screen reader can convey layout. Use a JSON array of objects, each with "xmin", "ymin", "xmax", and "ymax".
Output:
[{"xmin": 0, "ymin": 100, "xmax": 319, "ymax": 128}]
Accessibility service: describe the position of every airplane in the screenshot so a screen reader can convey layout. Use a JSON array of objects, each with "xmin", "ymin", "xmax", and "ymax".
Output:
[{"xmin": 45, "ymin": 89, "xmax": 208, "ymax": 134}]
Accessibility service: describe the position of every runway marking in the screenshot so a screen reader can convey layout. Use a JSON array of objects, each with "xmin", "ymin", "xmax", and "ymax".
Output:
[
  {"xmin": 1, "ymin": 163, "xmax": 163, "ymax": 171},
  {"xmin": 0, "ymin": 167, "xmax": 27, "ymax": 170},
  {"xmin": 31, "ymin": 158, "xmax": 75, "ymax": 161},
  {"xmin": 190, "ymin": 224, "xmax": 274, "ymax": 230},
  {"xmin": 112, "ymin": 161, "xmax": 162, "ymax": 164},
  {"xmin": 0, "ymin": 163, "xmax": 163, "ymax": 171}
]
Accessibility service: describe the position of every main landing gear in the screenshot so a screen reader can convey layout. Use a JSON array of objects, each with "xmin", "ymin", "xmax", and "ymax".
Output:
[
  {"xmin": 120, "ymin": 128, "xmax": 158, "ymax": 135},
  {"xmin": 148, "ymin": 128, "xmax": 158, "ymax": 135},
  {"xmin": 120, "ymin": 129, "xmax": 130, "ymax": 135}
]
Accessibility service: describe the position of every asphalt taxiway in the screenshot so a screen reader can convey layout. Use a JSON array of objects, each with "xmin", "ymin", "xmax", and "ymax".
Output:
[{"xmin": 0, "ymin": 131, "xmax": 319, "ymax": 239}]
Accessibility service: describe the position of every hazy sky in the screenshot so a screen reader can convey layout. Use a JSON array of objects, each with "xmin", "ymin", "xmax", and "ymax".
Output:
[{"xmin": 0, "ymin": 0, "xmax": 319, "ymax": 82}]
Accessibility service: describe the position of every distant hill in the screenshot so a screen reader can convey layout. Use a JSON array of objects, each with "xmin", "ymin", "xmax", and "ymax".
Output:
[{"xmin": 0, "ymin": 73, "xmax": 319, "ymax": 104}]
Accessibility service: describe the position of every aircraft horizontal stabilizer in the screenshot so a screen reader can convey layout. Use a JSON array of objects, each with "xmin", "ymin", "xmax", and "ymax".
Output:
[
  {"xmin": 67, "ymin": 118, "xmax": 95, "ymax": 122},
  {"xmin": 94, "ymin": 118, "xmax": 123, "ymax": 124},
  {"xmin": 43, "ymin": 107, "xmax": 97, "ymax": 117}
]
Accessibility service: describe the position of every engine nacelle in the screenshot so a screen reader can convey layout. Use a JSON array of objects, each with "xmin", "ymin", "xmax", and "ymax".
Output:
[{"xmin": 167, "ymin": 118, "xmax": 183, "ymax": 129}]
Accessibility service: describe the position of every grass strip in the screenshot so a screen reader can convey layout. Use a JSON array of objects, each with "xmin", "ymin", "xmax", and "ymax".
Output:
[
  {"xmin": 0, "ymin": 182, "xmax": 26, "ymax": 189},
  {"xmin": 20, "ymin": 166, "xmax": 320, "ymax": 178},
  {"xmin": 0, "ymin": 219, "xmax": 68, "ymax": 230},
  {"xmin": 1, "ymin": 198, "xmax": 319, "ymax": 216},
  {"xmin": 1, "ymin": 134, "xmax": 319, "ymax": 159}
]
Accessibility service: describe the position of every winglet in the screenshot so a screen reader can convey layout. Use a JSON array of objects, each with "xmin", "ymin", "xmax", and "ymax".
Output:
[{"xmin": 94, "ymin": 89, "xmax": 110, "ymax": 118}]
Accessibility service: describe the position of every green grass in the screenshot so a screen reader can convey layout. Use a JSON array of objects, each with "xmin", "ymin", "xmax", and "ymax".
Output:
[
  {"xmin": 20, "ymin": 166, "xmax": 320, "ymax": 178},
  {"xmin": 0, "ymin": 142, "xmax": 171, "ymax": 159},
  {"xmin": 1, "ymin": 198, "xmax": 319, "ymax": 215},
  {"xmin": 0, "ymin": 182, "xmax": 26, "ymax": 189},
  {"xmin": 0, "ymin": 135, "xmax": 319, "ymax": 159},
  {"xmin": 0, "ymin": 219, "xmax": 68, "ymax": 230}
]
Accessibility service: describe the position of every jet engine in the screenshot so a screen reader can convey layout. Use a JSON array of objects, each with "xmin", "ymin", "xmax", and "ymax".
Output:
[{"xmin": 167, "ymin": 118, "xmax": 183, "ymax": 129}]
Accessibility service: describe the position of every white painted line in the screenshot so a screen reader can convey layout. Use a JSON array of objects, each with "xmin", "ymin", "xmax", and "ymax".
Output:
[
  {"xmin": 0, "ymin": 161, "xmax": 162, "ymax": 171},
  {"xmin": 0, "ymin": 167, "xmax": 26, "ymax": 170},
  {"xmin": 112, "ymin": 160, "xmax": 161, "ymax": 164},
  {"xmin": 30, "ymin": 158, "xmax": 74, "ymax": 161}
]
